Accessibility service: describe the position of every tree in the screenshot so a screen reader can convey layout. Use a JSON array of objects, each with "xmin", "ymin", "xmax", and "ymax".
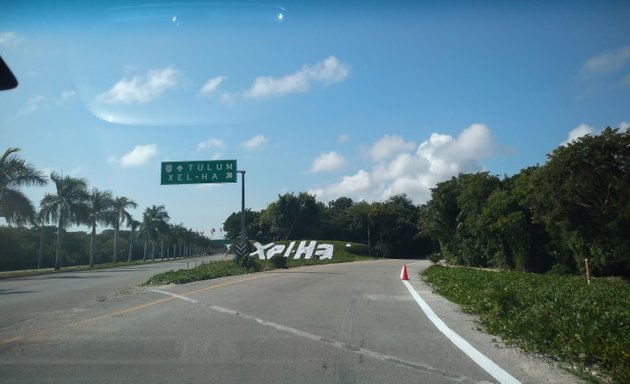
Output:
[
  {"xmin": 111, "ymin": 196, "xmax": 137, "ymax": 263},
  {"xmin": 0, "ymin": 147, "xmax": 47, "ymax": 225},
  {"xmin": 369, "ymin": 194, "xmax": 421, "ymax": 257},
  {"xmin": 140, "ymin": 205, "xmax": 170, "ymax": 261},
  {"xmin": 40, "ymin": 172, "xmax": 88, "ymax": 270},
  {"xmin": 223, "ymin": 209, "xmax": 261, "ymax": 242},
  {"xmin": 127, "ymin": 218, "xmax": 141, "ymax": 262},
  {"xmin": 527, "ymin": 127, "xmax": 630, "ymax": 276},
  {"xmin": 86, "ymin": 188, "xmax": 114, "ymax": 267},
  {"xmin": 258, "ymin": 192, "xmax": 324, "ymax": 241},
  {"xmin": 418, "ymin": 177, "xmax": 460, "ymax": 262}
]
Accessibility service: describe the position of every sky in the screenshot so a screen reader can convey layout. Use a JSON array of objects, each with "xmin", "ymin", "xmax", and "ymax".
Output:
[{"xmin": 1, "ymin": 0, "xmax": 629, "ymax": 238}]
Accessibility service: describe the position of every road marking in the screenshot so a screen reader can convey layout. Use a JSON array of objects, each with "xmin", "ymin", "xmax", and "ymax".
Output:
[
  {"xmin": 144, "ymin": 293, "xmax": 478, "ymax": 383},
  {"xmin": 181, "ymin": 273, "xmax": 272, "ymax": 297},
  {"xmin": 150, "ymin": 289, "xmax": 199, "ymax": 303},
  {"xmin": 72, "ymin": 274, "xmax": 274, "ymax": 327},
  {"xmin": 402, "ymin": 280, "xmax": 521, "ymax": 384},
  {"xmin": 215, "ymin": 308, "xmax": 476, "ymax": 382},
  {"xmin": 71, "ymin": 297, "xmax": 174, "ymax": 326}
]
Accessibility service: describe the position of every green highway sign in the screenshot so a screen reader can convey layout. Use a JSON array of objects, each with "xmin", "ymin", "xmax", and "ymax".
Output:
[{"xmin": 161, "ymin": 160, "xmax": 237, "ymax": 185}]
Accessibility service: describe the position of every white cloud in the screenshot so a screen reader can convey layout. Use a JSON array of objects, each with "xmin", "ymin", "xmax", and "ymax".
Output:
[
  {"xmin": 242, "ymin": 134, "xmax": 269, "ymax": 150},
  {"xmin": 20, "ymin": 95, "xmax": 48, "ymax": 113},
  {"xmin": 311, "ymin": 124, "xmax": 506, "ymax": 204},
  {"xmin": 98, "ymin": 66, "xmax": 179, "ymax": 104},
  {"xmin": 620, "ymin": 121, "xmax": 630, "ymax": 130},
  {"xmin": 243, "ymin": 56, "xmax": 349, "ymax": 99},
  {"xmin": 369, "ymin": 135, "xmax": 416, "ymax": 161},
  {"xmin": 200, "ymin": 76, "xmax": 224, "ymax": 95},
  {"xmin": 61, "ymin": 90, "xmax": 76, "ymax": 99},
  {"xmin": 561, "ymin": 124, "xmax": 594, "ymax": 146},
  {"xmin": 310, "ymin": 152, "xmax": 345, "ymax": 173},
  {"xmin": 0, "ymin": 31, "xmax": 24, "ymax": 47},
  {"xmin": 119, "ymin": 144, "xmax": 158, "ymax": 167},
  {"xmin": 338, "ymin": 134, "xmax": 350, "ymax": 143},
  {"xmin": 583, "ymin": 45, "xmax": 630, "ymax": 75},
  {"xmin": 196, "ymin": 138, "xmax": 224, "ymax": 152}
]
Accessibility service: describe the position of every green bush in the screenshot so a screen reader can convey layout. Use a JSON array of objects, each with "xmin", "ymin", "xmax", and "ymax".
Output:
[
  {"xmin": 236, "ymin": 254, "xmax": 260, "ymax": 271},
  {"xmin": 145, "ymin": 260, "xmax": 255, "ymax": 285},
  {"xmin": 269, "ymin": 254, "xmax": 288, "ymax": 269},
  {"xmin": 428, "ymin": 251, "xmax": 442, "ymax": 264},
  {"xmin": 423, "ymin": 265, "xmax": 630, "ymax": 383}
]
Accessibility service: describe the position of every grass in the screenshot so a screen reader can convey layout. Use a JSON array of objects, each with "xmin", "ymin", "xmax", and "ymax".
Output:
[
  {"xmin": 143, "ymin": 240, "xmax": 374, "ymax": 286},
  {"xmin": 423, "ymin": 265, "xmax": 630, "ymax": 383}
]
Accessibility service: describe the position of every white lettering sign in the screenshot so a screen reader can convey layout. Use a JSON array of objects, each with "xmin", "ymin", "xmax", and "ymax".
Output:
[{"xmin": 250, "ymin": 241, "xmax": 334, "ymax": 260}]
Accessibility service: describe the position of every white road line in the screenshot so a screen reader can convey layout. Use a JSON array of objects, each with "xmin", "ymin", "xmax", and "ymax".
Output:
[
  {"xmin": 208, "ymin": 305, "xmax": 475, "ymax": 383},
  {"xmin": 150, "ymin": 290, "xmax": 477, "ymax": 382},
  {"xmin": 402, "ymin": 280, "xmax": 521, "ymax": 384},
  {"xmin": 149, "ymin": 289, "xmax": 199, "ymax": 303}
]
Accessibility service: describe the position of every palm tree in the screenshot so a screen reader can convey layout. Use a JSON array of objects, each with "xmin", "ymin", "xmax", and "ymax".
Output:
[
  {"xmin": 33, "ymin": 208, "xmax": 48, "ymax": 269},
  {"xmin": 86, "ymin": 188, "xmax": 114, "ymax": 267},
  {"xmin": 141, "ymin": 205, "xmax": 170, "ymax": 261},
  {"xmin": 127, "ymin": 218, "xmax": 141, "ymax": 262},
  {"xmin": 40, "ymin": 172, "xmax": 88, "ymax": 270},
  {"xmin": 112, "ymin": 196, "xmax": 137, "ymax": 263},
  {"xmin": 0, "ymin": 147, "xmax": 47, "ymax": 225}
]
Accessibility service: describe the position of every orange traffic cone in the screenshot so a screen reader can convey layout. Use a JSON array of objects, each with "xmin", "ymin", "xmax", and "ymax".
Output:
[{"xmin": 401, "ymin": 264, "xmax": 409, "ymax": 280}]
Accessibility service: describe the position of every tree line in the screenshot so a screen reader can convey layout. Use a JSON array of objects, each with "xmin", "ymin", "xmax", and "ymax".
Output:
[
  {"xmin": 224, "ymin": 127, "xmax": 629, "ymax": 278},
  {"xmin": 420, "ymin": 127, "xmax": 629, "ymax": 277},
  {"xmin": 223, "ymin": 193, "xmax": 434, "ymax": 258},
  {"xmin": 0, "ymin": 147, "xmax": 211, "ymax": 271}
]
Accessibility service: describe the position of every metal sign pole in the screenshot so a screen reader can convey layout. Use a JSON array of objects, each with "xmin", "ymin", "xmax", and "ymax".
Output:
[{"xmin": 237, "ymin": 170, "xmax": 246, "ymax": 258}]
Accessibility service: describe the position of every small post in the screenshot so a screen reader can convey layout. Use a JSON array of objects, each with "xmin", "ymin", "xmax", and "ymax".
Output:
[
  {"xmin": 584, "ymin": 258, "xmax": 591, "ymax": 285},
  {"xmin": 237, "ymin": 170, "xmax": 246, "ymax": 259}
]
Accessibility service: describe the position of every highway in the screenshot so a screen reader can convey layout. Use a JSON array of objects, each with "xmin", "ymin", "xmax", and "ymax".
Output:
[{"xmin": 0, "ymin": 259, "xmax": 581, "ymax": 383}]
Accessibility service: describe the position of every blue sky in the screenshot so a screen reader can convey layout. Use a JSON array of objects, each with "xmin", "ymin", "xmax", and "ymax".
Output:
[{"xmin": 1, "ymin": 1, "xmax": 629, "ymax": 238}]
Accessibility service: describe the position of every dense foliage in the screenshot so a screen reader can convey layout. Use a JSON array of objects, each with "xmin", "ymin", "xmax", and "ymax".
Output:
[
  {"xmin": 419, "ymin": 127, "xmax": 630, "ymax": 277},
  {"xmin": 424, "ymin": 265, "xmax": 630, "ymax": 383},
  {"xmin": 223, "ymin": 194, "xmax": 434, "ymax": 258}
]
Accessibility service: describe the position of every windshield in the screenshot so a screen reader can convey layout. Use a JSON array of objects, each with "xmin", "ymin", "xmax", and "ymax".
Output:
[{"xmin": 1, "ymin": 2, "xmax": 629, "ymax": 384}]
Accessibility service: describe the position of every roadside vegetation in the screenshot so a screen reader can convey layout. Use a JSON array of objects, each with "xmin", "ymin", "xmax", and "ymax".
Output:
[
  {"xmin": 424, "ymin": 265, "xmax": 630, "ymax": 383},
  {"xmin": 0, "ymin": 148, "xmax": 215, "ymax": 272},
  {"xmin": 144, "ymin": 240, "xmax": 373, "ymax": 285},
  {"xmin": 420, "ymin": 127, "xmax": 630, "ymax": 278}
]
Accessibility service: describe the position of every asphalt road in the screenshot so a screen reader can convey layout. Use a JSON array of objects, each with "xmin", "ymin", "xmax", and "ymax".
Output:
[
  {"xmin": 0, "ymin": 259, "xmax": 582, "ymax": 384},
  {"xmin": 0, "ymin": 254, "xmax": 229, "ymax": 329}
]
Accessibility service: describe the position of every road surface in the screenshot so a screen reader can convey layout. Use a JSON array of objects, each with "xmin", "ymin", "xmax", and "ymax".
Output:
[{"xmin": 0, "ymin": 259, "xmax": 581, "ymax": 383}]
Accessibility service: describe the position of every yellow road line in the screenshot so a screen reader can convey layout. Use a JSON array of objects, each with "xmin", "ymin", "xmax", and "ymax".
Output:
[
  {"xmin": 70, "ymin": 297, "xmax": 174, "ymax": 326},
  {"xmin": 0, "ymin": 273, "xmax": 275, "ymax": 346}
]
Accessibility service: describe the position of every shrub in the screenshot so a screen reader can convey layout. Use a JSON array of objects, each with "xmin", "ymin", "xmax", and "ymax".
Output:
[
  {"xmin": 269, "ymin": 254, "xmax": 288, "ymax": 269},
  {"xmin": 423, "ymin": 265, "xmax": 630, "ymax": 383}
]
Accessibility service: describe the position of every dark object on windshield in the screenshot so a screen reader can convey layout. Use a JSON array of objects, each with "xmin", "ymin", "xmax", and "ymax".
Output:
[{"xmin": 0, "ymin": 55, "xmax": 18, "ymax": 90}]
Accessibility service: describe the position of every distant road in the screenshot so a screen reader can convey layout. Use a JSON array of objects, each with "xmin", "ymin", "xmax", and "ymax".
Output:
[
  {"xmin": 0, "ymin": 259, "xmax": 581, "ymax": 384},
  {"xmin": 0, "ymin": 254, "xmax": 229, "ymax": 329}
]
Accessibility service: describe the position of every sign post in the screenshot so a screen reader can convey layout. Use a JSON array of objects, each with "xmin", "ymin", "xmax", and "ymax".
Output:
[
  {"xmin": 237, "ymin": 170, "xmax": 246, "ymax": 259},
  {"xmin": 160, "ymin": 160, "xmax": 245, "ymax": 259}
]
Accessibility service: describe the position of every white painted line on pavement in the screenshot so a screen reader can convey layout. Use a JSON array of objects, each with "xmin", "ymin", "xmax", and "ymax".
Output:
[
  {"xmin": 209, "ymin": 305, "xmax": 475, "ymax": 382},
  {"xmin": 403, "ymin": 280, "xmax": 521, "ymax": 384},
  {"xmin": 150, "ymin": 289, "xmax": 200, "ymax": 303},
  {"xmin": 149, "ymin": 290, "xmax": 479, "ymax": 382}
]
